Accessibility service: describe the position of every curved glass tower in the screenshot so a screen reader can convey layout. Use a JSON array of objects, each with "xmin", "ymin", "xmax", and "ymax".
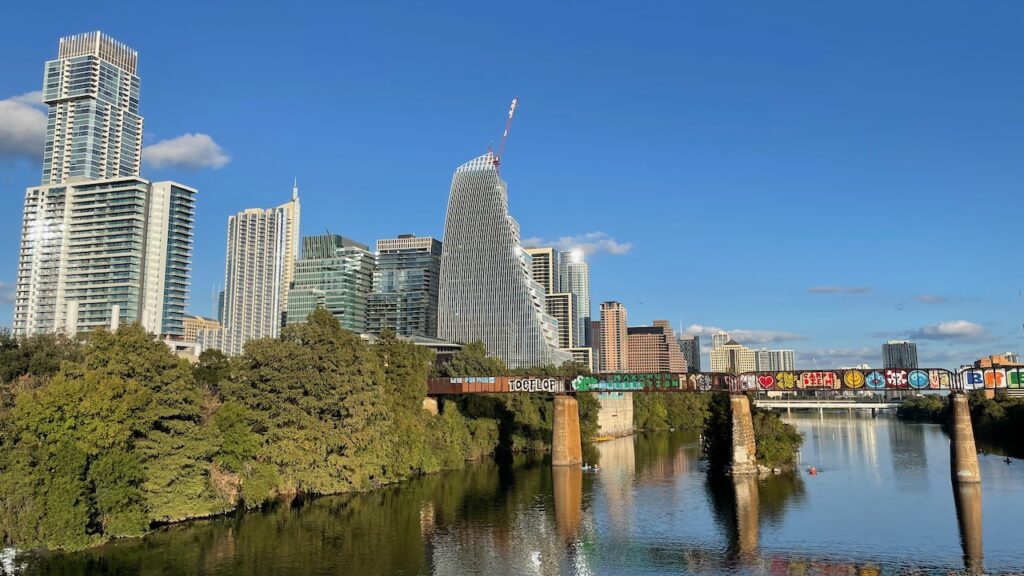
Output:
[{"xmin": 437, "ymin": 152, "xmax": 571, "ymax": 368}]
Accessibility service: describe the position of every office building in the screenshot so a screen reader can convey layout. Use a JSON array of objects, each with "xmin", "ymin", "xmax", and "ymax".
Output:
[
  {"xmin": 627, "ymin": 320, "xmax": 686, "ymax": 373},
  {"xmin": 524, "ymin": 247, "xmax": 560, "ymax": 294},
  {"xmin": 712, "ymin": 331, "xmax": 731, "ymax": 350},
  {"xmin": 974, "ymin": 353, "xmax": 1024, "ymax": 369},
  {"xmin": 599, "ymin": 301, "xmax": 628, "ymax": 372},
  {"xmin": 882, "ymin": 340, "xmax": 918, "ymax": 369},
  {"xmin": 678, "ymin": 335, "xmax": 701, "ymax": 372},
  {"xmin": 366, "ymin": 234, "xmax": 442, "ymax": 337},
  {"xmin": 437, "ymin": 152, "xmax": 570, "ymax": 368},
  {"xmin": 755, "ymin": 348, "xmax": 796, "ymax": 371},
  {"xmin": 710, "ymin": 339, "xmax": 757, "ymax": 374},
  {"xmin": 559, "ymin": 250, "xmax": 591, "ymax": 347},
  {"xmin": 199, "ymin": 189, "xmax": 300, "ymax": 356},
  {"xmin": 288, "ymin": 234, "xmax": 375, "ymax": 333},
  {"xmin": 569, "ymin": 347, "xmax": 594, "ymax": 372},
  {"xmin": 545, "ymin": 292, "xmax": 576, "ymax": 350},
  {"xmin": 591, "ymin": 320, "xmax": 602, "ymax": 371},
  {"xmin": 41, "ymin": 32, "xmax": 142, "ymax": 185},
  {"xmin": 182, "ymin": 315, "xmax": 219, "ymax": 343}
]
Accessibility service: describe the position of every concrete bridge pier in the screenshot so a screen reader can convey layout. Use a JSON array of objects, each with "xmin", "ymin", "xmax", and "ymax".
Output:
[
  {"xmin": 552, "ymin": 395, "xmax": 583, "ymax": 467},
  {"xmin": 730, "ymin": 395, "xmax": 758, "ymax": 476},
  {"xmin": 949, "ymin": 393, "xmax": 981, "ymax": 484}
]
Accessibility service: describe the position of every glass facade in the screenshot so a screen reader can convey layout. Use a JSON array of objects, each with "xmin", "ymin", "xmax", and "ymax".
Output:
[
  {"xmin": 366, "ymin": 235, "xmax": 442, "ymax": 337},
  {"xmin": 559, "ymin": 253, "xmax": 591, "ymax": 347},
  {"xmin": 287, "ymin": 235, "xmax": 375, "ymax": 333},
  {"xmin": 41, "ymin": 32, "xmax": 142, "ymax": 185},
  {"xmin": 437, "ymin": 152, "xmax": 571, "ymax": 368}
]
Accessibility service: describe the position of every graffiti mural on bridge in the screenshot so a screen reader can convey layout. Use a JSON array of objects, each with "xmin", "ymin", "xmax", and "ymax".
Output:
[{"xmin": 425, "ymin": 367, "xmax": 1024, "ymax": 395}]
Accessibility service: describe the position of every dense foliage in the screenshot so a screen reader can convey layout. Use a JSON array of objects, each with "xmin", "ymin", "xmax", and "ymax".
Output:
[
  {"xmin": 0, "ymin": 312, "xmax": 499, "ymax": 550},
  {"xmin": 633, "ymin": 393, "xmax": 710, "ymax": 431},
  {"xmin": 898, "ymin": 391, "xmax": 1024, "ymax": 456},
  {"xmin": 702, "ymin": 393, "xmax": 803, "ymax": 471}
]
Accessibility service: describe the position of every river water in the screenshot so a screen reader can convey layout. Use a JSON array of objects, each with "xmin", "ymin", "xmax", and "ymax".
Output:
[{"xmin": 7, "ymin": 412, "xmax": 1024, "ymax": 575}]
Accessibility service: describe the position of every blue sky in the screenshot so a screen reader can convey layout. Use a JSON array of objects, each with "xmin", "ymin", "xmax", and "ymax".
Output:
[{"xmin": 1, "ymin": 1, "xmax": 1021, "ymax": 369}]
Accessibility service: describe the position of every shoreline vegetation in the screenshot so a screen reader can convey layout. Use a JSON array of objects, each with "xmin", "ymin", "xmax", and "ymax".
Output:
[
  {"xmin": 0, "ymin": 310, "xmax": 595, "ymax": 552},
  {"xmin": 0, "ymin": 312, "xmax": 803, "ymax": 553},
  {"xmin": 897, "ymin": 392, "xmax": 1024, "ymax": 458}
]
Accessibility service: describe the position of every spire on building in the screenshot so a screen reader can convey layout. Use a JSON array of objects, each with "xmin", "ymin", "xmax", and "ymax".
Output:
[{"xmin": 292, "ymin": 177, "xmax": 299, "ymax": 201}]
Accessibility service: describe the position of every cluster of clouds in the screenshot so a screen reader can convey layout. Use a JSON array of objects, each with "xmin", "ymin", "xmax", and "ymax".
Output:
[
  {"xmin": 522, "ymin": 231, "xmax": 632, "ymax": 256},
  {"xmin": 143, "ymin": 133, "xmax": 230, "ymax": 170},
  {"xmin": 683, "ymin": 324, "xmax": 802, "ymax": 345},
  {"xmin": 0, "ymin": 90, "xmax": 229, "ymax": 171},
  {"xmin": 0, "ymin": 91, "xmax": 47, "ymax": 162},
  {"xmin": 909, "ymin": 320, "xmax": 985, "ymax": 341}
]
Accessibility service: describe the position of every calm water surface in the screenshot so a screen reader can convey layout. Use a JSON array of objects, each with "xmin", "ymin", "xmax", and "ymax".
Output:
[{"xmin": 7, "ymin": 413, "xmax": 1024, "ymax": 575}]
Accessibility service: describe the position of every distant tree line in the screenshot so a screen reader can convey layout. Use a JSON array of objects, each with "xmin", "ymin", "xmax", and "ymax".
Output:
[{"xmin": 898, "ymin": 391, "xmax": 1024, "ymax": 457}]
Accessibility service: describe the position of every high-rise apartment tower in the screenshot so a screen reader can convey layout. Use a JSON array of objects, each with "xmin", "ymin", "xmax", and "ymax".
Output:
[
  {"xmin": 14, "ymin": 33, "xmax": 195, "ymax": 337},
  {"xmin": 599, "ymin": 301, "xmax": 628, "ymax": 372}
]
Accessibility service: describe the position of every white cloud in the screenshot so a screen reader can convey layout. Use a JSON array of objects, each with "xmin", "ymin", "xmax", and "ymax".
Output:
[
  {"xmin": 0, "ymin": 281, "xmax": 14, "ymax": 305},
  {"xmin": 807, "ymin": 286, "xmax": 870, "ymax": 295},
  {"xmin": 143, "ymin": 133, "xmax": 230, "ymax": 170},
  {"xmin": 683, "ymin": 324, "xmax": 802, "ymax": 345},
  {"xmin": 0, "ymin": 91, "xmax": 46, "ymax": 162},
  {"xmin": 522, "ymin": 231, "xmax": 631, "ymax": 256},
  {"xmin": 910, "ymin": 320, "xmax": 985, "ymax": 341},
  {"xmin": 915, "ymin": 294, "xmax": 946, "ymax": 304},
  {"xmin": 799, "ymin": 347, "xmax": 876, "ymax": 368}
]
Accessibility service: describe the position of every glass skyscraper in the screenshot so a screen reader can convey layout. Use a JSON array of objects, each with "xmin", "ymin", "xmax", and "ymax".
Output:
[
  {"xmin": 558, "ymin": 251, "xmax": 591, "ymax": 347},
  {"xmin": 367, "ymin": 234, "xmax": 442, "ymax": 337},
  {"xmin": 41, "ymin": 32, "xmax": 142, "ymax": 185},
  {"xmin": 14, "ymin": 33, "xmax": 195, "ymax": 337},
  {"xmin": 437, "ymin": 152, "xmax": 571, "ymax": 368},
  {"xmin": 199, "ymin": 191, "xmax": 300, "ymax": 356},
  {"xmin": 287, "ymin": 234, "xmax": 375, "ymax": 333}
]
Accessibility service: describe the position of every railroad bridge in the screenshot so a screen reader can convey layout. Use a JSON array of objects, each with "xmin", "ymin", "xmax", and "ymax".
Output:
[{"xmin": 425, "ymin": 367, "xmax": 989, "ymax": 480}]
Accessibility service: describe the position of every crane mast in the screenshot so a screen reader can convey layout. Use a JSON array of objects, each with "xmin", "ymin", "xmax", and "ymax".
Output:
[{"xmin": 493, "ymin": 97, "xmax": 518, "ymax": 170}]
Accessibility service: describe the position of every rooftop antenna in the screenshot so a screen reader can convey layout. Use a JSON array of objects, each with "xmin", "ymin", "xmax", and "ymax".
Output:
[{"xmin": 493, "ymin": 97, "xmax": 518, "ymax": 170}]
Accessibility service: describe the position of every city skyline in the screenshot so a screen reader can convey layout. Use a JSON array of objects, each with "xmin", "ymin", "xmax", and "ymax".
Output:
[{"xmin": 0, "ymin": 3, "xmax": 1021, "ymax": 369}]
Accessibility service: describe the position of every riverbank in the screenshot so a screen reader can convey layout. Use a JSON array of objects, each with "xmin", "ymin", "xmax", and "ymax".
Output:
[{"xmin": 896, "ymin": 392, "xmax": 1024, "ymax": 458}]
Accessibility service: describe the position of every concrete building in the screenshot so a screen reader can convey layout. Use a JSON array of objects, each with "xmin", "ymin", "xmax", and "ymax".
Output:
[
  {"xmin": 677, "ymin": 335, "xmax": 701, "ymax": 372},
  {"xmin": 559, "ymin": 251, "xmax": 591, "ymax": 347},
  {"xmin": 41, "ymin": 32, "xmax": 142, "ymax": 185},
  {"xmin": 182, "ymin": 315, "xmax": 219, "ymax": 343},
  {"xmin": 883, "ymin": 340, "xmax": 918, "ymax": 369},
  {"xmin": 437, "ymin": 152, "xmax": 570, "ymax": 368},
  {"xmin": 366, "ymin": 234, "xmax": 441, "ymax": 337},
  {"xmin": 974, "ymin": 353, "xmax": 1023, "ymax": 369},
  {"xmin": 569, "ymin": 347, "xmax": 594, "ymax": 372},
  {"xmin": 545, "ymin": 292, "xmax": 576, "ymax": 350},
  {"xmin": 755, "ymin": 348, "xmax": 795, "ymax": 371},
  {"xmin": 199, "ymin": 189, "xmax": 300, "ymax": 356},
  {"xmin": 627, "ymin": 320, "xmax": 687, "ymax": 373},
  {"xmin": 599, "ymin": 301, "xmax": 628, "ymax": 372},
  {"xmin": 524, "ymin": 247, "xmax": 560, "ymax": 295},
  {"xmin": 288, "ymin": 234, "xmax": 375, "ymax": 333},
  {"xmin": 712, "ymin": 331, "xmax": 731, "ymax": 350},
  {"xmin": 710, "ymin": 339, "xmax": 757, "ymax": 374}
]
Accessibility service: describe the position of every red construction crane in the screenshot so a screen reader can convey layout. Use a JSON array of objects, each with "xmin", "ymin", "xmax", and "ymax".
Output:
[{"xmin": 492, "ymin": 97, "xmax": 518, "ymax": 170}]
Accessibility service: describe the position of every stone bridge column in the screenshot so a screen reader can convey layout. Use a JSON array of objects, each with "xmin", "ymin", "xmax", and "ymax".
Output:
[
  {"xmin": 730, "ymin": 394, "xmax": 758, "ymax": 476},
  {"xmin": 552, "ymin": 395, "xmax": 583, "ymax": 466},
  {"xmin": 949, "ymin": 393, "xmax": 981, "ymax": 484}
]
